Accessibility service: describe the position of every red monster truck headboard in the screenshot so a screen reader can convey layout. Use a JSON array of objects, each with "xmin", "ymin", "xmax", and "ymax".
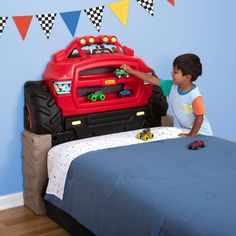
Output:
[{"xmin": 24, "ymin": 35, "xmax": 168, "ymax": 146}]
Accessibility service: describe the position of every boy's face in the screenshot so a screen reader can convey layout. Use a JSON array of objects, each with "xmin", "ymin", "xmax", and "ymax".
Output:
[{"xmin": 171, "ymin": 66, "xmax": 191, "ymax": 85}]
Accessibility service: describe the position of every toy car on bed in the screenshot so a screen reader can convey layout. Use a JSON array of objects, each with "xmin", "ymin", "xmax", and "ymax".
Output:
[
  {"xmin": 136, "ymin": 128, "xmax": 154, "ymax": 141},
  {"xmin": 188, "ymin": 140, "xmax": 205, "ymax": 150},
  {"xmin": 24, "ymin": 35, "xmax": 168, "ymax": 145}
]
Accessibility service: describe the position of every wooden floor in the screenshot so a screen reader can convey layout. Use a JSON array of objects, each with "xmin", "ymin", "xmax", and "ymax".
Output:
[{"xmin": 0, "ymin": 206, "xmax": 69, "ymax": 236}]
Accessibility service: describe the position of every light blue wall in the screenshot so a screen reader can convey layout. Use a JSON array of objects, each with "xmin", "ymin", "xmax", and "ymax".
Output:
[{"xmin": 0, "ymin": 0, "xmax": 235, "ymax": 196}]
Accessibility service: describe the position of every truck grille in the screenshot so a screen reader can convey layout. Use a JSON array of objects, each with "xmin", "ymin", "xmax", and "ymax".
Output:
[{"xmin": 77, "ymin": 84, "xmax": 123, "ymax": 96}]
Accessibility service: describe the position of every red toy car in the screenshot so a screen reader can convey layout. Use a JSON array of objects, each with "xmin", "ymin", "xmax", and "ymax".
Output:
[
  {"xmin": 188, "ymin": 140, "xmax": 205, "ymax": 150},
  {"xmin": 24, "ymin": 35, "xmax": 168, "ymax": 144}
]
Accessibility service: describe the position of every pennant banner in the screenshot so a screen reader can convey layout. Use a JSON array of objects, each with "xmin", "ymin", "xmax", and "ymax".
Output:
[
  {"xmin": 13, "ymin": 16, "xmax": 33, "ymax": 40},
  {"xmin": 60, "ymin": 11, "xmax": 81, "ymax": 37},
  {"xmin": 84, "ymin": 6, "xmax": 104, "ymax": 32},
  {"xmin": 0, "ymin": 1, "xmax": 174, "ymax": 40},
  {"xmin": 0, "ymin": 16, "xmax": 8, "ymax": 37},
  {"xmin": 137, "ymin": 0, "xmax": 154, "ymax": 16},
  {"xmin": 36, "ymin": 13, "xmax": 57, "ymax": 38},
  {"xmin": 108, "ymin": 0, "xmax": 130, "ymax": 26},
  {"xmin": 167, "ymin": 0, "xmax": 175, "ymax": 6}
]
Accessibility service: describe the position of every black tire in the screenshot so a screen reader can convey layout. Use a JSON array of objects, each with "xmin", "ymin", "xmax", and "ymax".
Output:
[
  {"xmin": 150, "ymin": 85, "xmax": 168, "ymax": 115},
  {"xmin": 149, "ymin": 71, "xmax": 168, "ymax": 118},
  {"xmin": 147, "ymin": 84, "xmax": 168, "ymax": 127},
  {"xmin": 24, "ymin": 81, "xmax": 63, "ymax": 134}
]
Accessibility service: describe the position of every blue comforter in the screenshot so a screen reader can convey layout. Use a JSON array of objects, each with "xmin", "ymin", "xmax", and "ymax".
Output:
[{"xmin": 45, "ymin": 135, "xmax": 236, "ymax": 236}]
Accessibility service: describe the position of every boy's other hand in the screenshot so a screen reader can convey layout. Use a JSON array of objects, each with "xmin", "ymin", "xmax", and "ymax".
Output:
[
  {"xmin": 178, "ymin": 133, "xmax": 194, "ymax": 138},
  {"xmin": 121, "ymin": 64, "xmax": 134, "ymax": 74}
]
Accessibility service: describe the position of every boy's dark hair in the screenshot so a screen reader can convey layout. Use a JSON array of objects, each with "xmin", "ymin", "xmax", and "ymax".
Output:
[{"xmin": 173, "ymin": 53, "xmax": 202, "ymax": 81}]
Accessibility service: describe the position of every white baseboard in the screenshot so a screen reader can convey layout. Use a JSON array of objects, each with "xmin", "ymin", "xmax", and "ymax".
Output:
[{"xmin": 0, "ymin": 192, "xmax": 24, "ymax": 211}]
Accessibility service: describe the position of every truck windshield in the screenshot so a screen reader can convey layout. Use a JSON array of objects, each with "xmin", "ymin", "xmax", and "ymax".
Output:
[{"xmin": 81, "ymin": 43, "xmax": 118, "ymax": 55}]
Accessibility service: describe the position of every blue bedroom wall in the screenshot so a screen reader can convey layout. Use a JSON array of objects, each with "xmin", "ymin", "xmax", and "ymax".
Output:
[{"xmin": 0, "ymin": 0, "xmax": 235, "ymax": 196}]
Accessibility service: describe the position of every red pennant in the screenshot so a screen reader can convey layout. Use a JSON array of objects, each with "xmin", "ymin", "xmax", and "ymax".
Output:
[
  {"xmin": 13, "ymin": 16, "xmax": 33, "ymax": 40},
  {"xmin": 167, "ymin": 0, "xmax": 175, "ymax": 6}
]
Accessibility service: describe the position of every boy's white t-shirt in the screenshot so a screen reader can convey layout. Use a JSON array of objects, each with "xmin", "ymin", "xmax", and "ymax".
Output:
[{"xmin": 160, "ymin": 80, "xmax": 213, "ymax": 136}]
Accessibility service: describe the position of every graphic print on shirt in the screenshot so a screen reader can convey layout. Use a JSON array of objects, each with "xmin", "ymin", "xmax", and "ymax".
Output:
[{"xmin": 183, "ymin": 103, "xmax": 193, "ymax": 114}]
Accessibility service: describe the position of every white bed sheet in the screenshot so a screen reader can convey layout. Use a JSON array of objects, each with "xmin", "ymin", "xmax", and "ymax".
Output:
[{"xmin": 46, "ymin": 126, "xmax": 188, "ymax": 200}]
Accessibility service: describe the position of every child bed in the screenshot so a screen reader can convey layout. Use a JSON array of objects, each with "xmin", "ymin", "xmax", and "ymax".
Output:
[{"xmin": 22, "ymin": 122, "xmax": 236, "ymax": 236}]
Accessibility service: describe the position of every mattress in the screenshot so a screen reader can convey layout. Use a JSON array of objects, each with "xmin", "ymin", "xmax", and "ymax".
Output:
[
  {"xmin": 46, "ymin": 126, "xmax": 187, "ymax": 200},
  {"xmin": 45, "ymin": 135, "xmax": 236, "ymax": 236}
]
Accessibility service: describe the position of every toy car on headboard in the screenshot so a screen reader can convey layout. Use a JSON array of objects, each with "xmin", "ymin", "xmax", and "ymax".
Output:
[{"xmin": 24, "ymin": 35, "xmax": 168, "ymax": 145}]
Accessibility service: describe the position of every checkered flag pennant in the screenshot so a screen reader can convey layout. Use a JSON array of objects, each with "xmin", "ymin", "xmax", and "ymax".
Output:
[
  {"xmin": 137, "ymin": 0, "xmax": 154, "ymax": 16},
  {"xmin": 0, "ymin": 16, "xmax": 8, "ymax": 37},
  {"xmin": 36, "ymin": 13, "xmax": 57, "ymax": 38},
  {"xmin": 84, "ymin": 6, "xmax": 104, "ymax": 32}
]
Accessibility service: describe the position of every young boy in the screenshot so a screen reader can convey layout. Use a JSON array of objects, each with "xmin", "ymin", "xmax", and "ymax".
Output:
[{"xmin": 121, "ymin": 53, "xmax": 213, "ymax": 137}]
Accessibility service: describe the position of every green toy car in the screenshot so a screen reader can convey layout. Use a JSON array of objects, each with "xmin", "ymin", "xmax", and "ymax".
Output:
[
  {"xmin": 113, "ymin": 68, "xmax": 130, "ymax": 79},
  {"xmin": 88, "ymin": 91, "xmax": 106, "ymax": 102},
  {"xmin": 136, "ymin": 128, "xmax": 154, "ymax": 141}
]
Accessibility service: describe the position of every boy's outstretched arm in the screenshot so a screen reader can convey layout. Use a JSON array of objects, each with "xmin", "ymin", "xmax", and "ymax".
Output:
[
  {"xmin": 179, "ymin": 115, "xmax": 204, "ymax": 137},
  {"xmin": 121, "ymin": 64, "xmax": 160, "ymax": 86}
]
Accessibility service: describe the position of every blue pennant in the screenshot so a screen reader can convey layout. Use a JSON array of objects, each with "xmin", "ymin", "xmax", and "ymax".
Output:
[{"xmin": 60, "ymin": 11, "xmax": 81, "ymax": 37}]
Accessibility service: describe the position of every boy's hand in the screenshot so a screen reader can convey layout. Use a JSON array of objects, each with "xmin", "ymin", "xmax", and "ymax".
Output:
[
  {"xmin": 178, "ymin": 133, "xmax": 195, "ymax": 138},
  {"xmin": 121, "ymin": 64, "xmax": 161, "ymax": 86},
  {"xmin": 121, "ymin": 64, "xmax": 134, "ymax": 74},
  {"xmin": 179, "ymin": 115, "xmax": 203, "ymax": 138}
]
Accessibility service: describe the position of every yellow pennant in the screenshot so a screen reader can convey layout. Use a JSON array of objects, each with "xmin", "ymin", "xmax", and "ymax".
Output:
[{"xmin": 108, "ymin": 0, "xmax": 130, "ymax": 27}]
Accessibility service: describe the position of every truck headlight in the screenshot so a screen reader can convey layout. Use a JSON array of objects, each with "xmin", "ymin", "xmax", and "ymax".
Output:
[{"xmin": 53, "ymin": 81, "xmax": 71, "ymax": 94}]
